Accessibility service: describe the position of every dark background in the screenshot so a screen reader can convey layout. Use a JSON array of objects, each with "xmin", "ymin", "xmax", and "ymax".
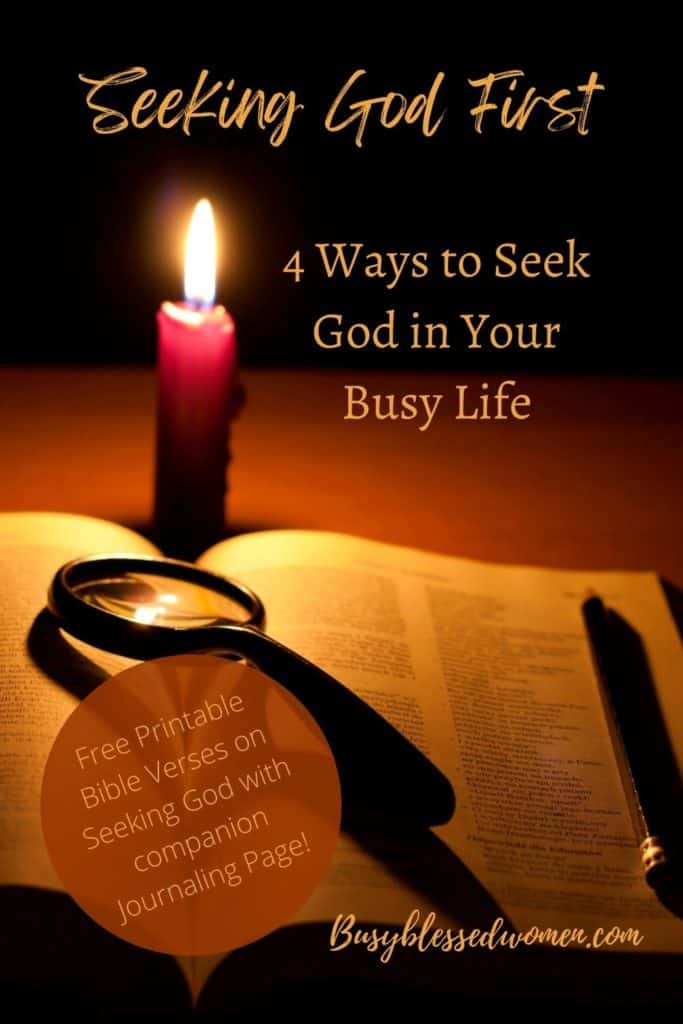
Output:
[{"xmin": 9, "ymin": 33, "xmax": 669, "ymax": 372}]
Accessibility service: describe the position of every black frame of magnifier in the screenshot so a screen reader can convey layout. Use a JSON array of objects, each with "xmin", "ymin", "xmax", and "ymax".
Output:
[{"xmin": 47, "ymin": 554, "xmax": 455, "ymax": 827}]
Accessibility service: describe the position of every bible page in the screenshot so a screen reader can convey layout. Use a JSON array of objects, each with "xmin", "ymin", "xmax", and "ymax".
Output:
[
  {"xmin": 0, "ymin": 513, "xmax": 159, "ymax": 888},
  {"xmin": 200, "ymin": 529, "xmax": 683, "ymax": 951}
]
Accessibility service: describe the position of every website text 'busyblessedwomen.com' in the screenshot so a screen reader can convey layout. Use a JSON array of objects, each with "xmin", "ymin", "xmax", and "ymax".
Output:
[{"xmin": 329, "ymin": 910, "xmax": 645, "ymax": 964}]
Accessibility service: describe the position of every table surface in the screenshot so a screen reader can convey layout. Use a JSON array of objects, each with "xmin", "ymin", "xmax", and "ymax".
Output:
[{"xmin": 1, "ymin": 367, "xmax": 682, "ymax": 584}]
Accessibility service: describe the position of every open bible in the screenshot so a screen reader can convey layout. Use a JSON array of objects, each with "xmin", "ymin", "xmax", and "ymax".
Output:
[{"xmin": 1, "ymin": 513, "xmax": 682, "ymax": 1013}]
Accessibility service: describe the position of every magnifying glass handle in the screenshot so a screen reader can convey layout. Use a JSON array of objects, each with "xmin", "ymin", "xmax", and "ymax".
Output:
[{"xmin": 198, "ymin": 624, "xmax": 455, "ymax": 828}]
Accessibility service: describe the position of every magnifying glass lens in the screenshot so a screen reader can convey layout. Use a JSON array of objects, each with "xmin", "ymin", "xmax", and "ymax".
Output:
[{"xmin": 73, "ymin": 572, "xmax": 254, "ymax": 627}]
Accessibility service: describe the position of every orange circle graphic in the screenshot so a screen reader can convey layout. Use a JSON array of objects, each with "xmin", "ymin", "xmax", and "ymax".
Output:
[{"xmin": 41, "ymin": 654, "xmax": 341, "ymax": 956}]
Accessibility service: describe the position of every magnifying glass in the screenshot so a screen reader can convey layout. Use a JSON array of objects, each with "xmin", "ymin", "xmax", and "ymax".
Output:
[{"xmin": 47, "ymin": 554, "xmax": 455, "ymax": 826}]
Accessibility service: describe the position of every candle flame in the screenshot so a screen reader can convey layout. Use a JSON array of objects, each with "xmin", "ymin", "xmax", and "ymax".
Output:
[{"xmin": 184, "ymin": 199, "xmax": 216, "ymax": 307}]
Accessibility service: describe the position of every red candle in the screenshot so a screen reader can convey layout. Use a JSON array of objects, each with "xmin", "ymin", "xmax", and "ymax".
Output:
[{"xmin": 154, "ymin": 199, "xmax": 240, "ymax": 557}]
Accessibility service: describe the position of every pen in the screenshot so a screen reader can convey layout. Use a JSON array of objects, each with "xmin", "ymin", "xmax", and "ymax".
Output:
[{"xmin": 582, "ymin": 592, "xmax": 672, "ymax": 888}]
